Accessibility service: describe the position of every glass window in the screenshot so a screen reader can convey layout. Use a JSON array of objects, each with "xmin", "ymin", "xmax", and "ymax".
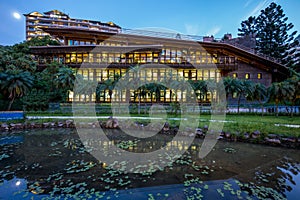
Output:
[
  {"xmin": 115, "ymin": 54, "xmax": 120, "ymax": 63},
  {"xmin": 89, "ymin": 70, "xmax": 94, "ymax": 81},
  {"xmin": 152, "ymin": 69, "xmax": 158, "ymax": 81},
  {"xmin": 147, "ymin": 53, "xmax": 152, "ymax": 63},
  {"xmin": 146, "ymin": 69, "xmax": 152, "ymax": 81},
  {"xmin": 102, "ymin": 70, "xmax": 107, "ymax": 80},
  {"xmin": 178, "ymin": 70, "xmax": 184, "ymax": 79},
  {"xmin": 257, "ymin": 73, "xmax": 262, "ymax": 79},
  {"xmin": 77, "ymin": 54, "xmax": 82, "ymax": 63},
  {"xmin": 102, "ymin": 53, "xmax": 107, "ymax": 63},
  {"xmin": 197, "ymin": 70, "xmax": 203, "ymax": 80},
  {"xmin": 203, "ymin": 70, "xmax": 209, "ymax": 80},
  {"xmin": 83, "ymin": 53, "xmax": 88, "ymax": 62},
  {"xmin": 245, "ymin": 73, "xmax": 250, "ymax": 79},
  {"xmin": 71, "ymin": 53, "xmax": 76, "ymax": 63},
  {"xmin": 82, "ymin": 70, "xmax": 88, "ymax": 80},
  {"xmin": 96, "ymin": 69, "xmax": 102, "ymax": 81},
  {"xmin": 209, "ymin": 70, "xmax": 215, "ymax": 79}
]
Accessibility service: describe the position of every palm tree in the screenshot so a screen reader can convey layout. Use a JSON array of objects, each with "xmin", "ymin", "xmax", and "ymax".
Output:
[
  {"xmin": 268, "ymin": 81, "xmax": 295, "ymax": 117},
  {"xmin": 223, "ymin": 77, "xmax": 244, "ymax": 113},
  {"xmin": 223, "ymin": 77, "xmax": 235, "ymax": 102},
  {"xmin": 286, "ymin": 74, "xmax": 300, "ymax": 117},
  {"xmin": 247, "ymin": 83, "xmax": 267, "ymax": 115},
  {"xmin": 188, "ymin": 80, "xmax": 207, "ymax": 112},
  {"xmin": 145, "ymin": 82, "xmax": 167, "ymax": 103},
  {"xmin": 0, "ymin": 70, "xmax": 34, "ymax": 110},
  {"xmin": 237, "ymin": 80, "xmax": 254, "ymax": 114},
  {"xmin": 54, "ymin": 66, "xmax": 76, "ymax": 91},
  {"xmin": 170, "ymin": 78, "xmax": 188, "ymax": 103},
  {"xmin": 74, "ymin": 75, "xmax": 97, "ymax": 102}
]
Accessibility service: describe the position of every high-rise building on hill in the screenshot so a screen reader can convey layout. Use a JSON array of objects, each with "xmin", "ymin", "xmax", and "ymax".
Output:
[{"xmin": 24, "ymin": 10, "xmax": 121, "ymax": 41}]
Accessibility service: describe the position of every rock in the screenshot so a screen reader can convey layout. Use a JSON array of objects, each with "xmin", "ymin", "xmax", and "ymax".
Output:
[
  {"xmin": 163, "ymin": 122, "xmax": 170, "ymax": 133},
  {"xmin": 65, "ymin": 120, "xmax": 73, "ymax": 128},
  {"xmin": 265, "ymin": 137, "xmax": 281, "ymax": 144},
  {"xmin": 106, "ymin": 117, "xmax": 119, "ymax": 129},
  {"xmin": 251, "ymin": 130, "xmax": 261, "ymax": 139},
  {"xmin": 163, "ymin": 122, "xmax": 170, "ymax": 132},
  {"xmin": 243, "ymin": 133, "xmax": 250, "ymax": 139},
  {"xmin": 1, "ymin": 123, "xmax": 9, "ymax": 131},
  {"xmin": 50, "ymin": 122, "xmax": 56, "ymax": 127},
  {"xmin": 15, "ymin": 123, "xmax": 24, "ymax": 129},
  {"xmin": 265, "ymin": 134, "xmax": 281, "ymax": 144},
  {"xmin": 9, "ymin": 123, "xmax": 16, "ymax": 130},
  {"xmin": 281, "ymin": 137, "xmax": 296, "ymax": 143},
  {"xmin": 225, "ymin": 132, "xmax": 231, "ymax": 138},
  {"xmin": 217, "ymin": 136, "xmax": 223, "ymax": 140},
  {"xmin": 43, "ymin": 122, "xmax": 50, "ymax": 128},
  {"xmin": 30, "ymin": 122, "xmax": 36, "ymax": 128},
  {"xmin": 57, "ymin": 122, "xmax": 64, "ymax": 128},
  {"xmin": 195, "ymin": 128, "xmax": 205, "ymax": 137}
]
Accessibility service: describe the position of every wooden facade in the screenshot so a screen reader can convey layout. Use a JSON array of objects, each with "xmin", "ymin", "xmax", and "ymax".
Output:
[{"xmin": 30, "ymin": 26, "xmax": 289, "ymax": 103}]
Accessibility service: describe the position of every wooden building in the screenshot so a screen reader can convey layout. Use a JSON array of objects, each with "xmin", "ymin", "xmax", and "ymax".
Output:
[{"xmin": 28, "ymin": 12, "xmax": 289, "ymax": 104}]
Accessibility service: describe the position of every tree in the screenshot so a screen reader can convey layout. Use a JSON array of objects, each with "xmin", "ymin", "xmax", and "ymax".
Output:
[
  {"xmin": 238, "ymin": 2, "xmax": 298, "ymax": 67},
  {"xmin": 188, "ymin": 80, "xmax": 207, "ymax": 112},
  {"xmin": 0, "ymin": 70, "xmax": 34, "ymax": 110},
  {"xmin": 74, "ymin": 75, "xmax": 97, "ymax": 102},
  {"xmin": 247, "ymin": 83, "xmax": 267, "ymax": 116},
  {"xmin": 95, "ymin": 74, "xmax": 121, "ymax": 102},
  {"xmin": 145, "ymin": 82, "xmax": 167, "ymax": 103},
  {"xmin": 286, "ymin": 73, "xmax": 300, "ymax": 117},
  {"xmin": 268, "ymin": 81, "xmax": 295, "ymax": 117},
  {"xmin": 238, "ymin": 16, "xmax": 257, "ymax": 37},
  {"xmin": 55, "ymin": 67, "xmax": 76, "ymax": 91},
  {"xmin": 223, "ymin": 77, "xmax": 247, "ymax": 113}
]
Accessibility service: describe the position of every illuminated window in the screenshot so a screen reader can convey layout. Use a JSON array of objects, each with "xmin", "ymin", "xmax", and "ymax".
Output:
[
  {"xmin": 232, "ymin": 73, "xmax": 237, "ymax": 78},
  {"xmin": 77, "ymin": 54, "xmax": 82, "ymax": 63},
  {"xmin": 203, "ymin": 70, "xmax": 209, "ymax": 80},
  {"xmin": 71, "ymin": 53, "xmax": 76, "ymax": 63},
  {"xmin": 245, "ymin": 73, "xmax": 250, "ymax": 79},
  {"xmin": 82, "ymin": 70, "xmax": 88, "ymax": 80},
  {"xmin": 197, "ymin": 70, "xmax": 203, "ymax": 80},
  {"xmin": 257, "ymin": 73, "xmax": 262, "ymax": 79},
  {"xmin": 89, "ymin": 70, "xmax": 94, "ymax": 81},
  {"xmin": 209, "ymin": 70, "xmax": 215, "ymax": 79}
]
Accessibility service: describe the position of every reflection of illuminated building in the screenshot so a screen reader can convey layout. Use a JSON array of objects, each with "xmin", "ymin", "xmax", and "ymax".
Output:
[{"xmin": 28, "ymin": 10, "xmax": 289, "ymax": 103}]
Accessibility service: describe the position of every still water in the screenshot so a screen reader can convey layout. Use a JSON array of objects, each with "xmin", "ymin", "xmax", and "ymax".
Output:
[{"xmin": 0, "ymin": 128, "xmax": 299, "ymax": 200}]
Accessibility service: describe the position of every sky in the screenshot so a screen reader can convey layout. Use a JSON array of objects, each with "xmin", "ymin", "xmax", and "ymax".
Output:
[{"xmin": 0, "ymin": 0, "xmax": 299, "ymax": 45}]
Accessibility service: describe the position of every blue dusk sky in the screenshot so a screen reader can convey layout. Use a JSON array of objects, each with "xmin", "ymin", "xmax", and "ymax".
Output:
[{"xmin": 0, "ymin": 0, "xmax": 299, "ymax": 45}]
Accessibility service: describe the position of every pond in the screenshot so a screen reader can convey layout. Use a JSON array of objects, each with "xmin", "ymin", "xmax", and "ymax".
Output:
[{"xmin": 0, "ymin": 128, "xmax": 299, "ymax": 200}]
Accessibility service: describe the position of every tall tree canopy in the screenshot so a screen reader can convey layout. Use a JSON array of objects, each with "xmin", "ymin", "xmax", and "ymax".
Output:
[{"xmin": 238, "ymin": 2, "xmax": 298, "ymax": 68}]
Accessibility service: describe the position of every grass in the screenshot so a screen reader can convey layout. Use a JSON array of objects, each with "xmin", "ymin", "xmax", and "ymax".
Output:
[{"xmin": 1, "ymin": 112, "xmax": 300, "ymax": 137}]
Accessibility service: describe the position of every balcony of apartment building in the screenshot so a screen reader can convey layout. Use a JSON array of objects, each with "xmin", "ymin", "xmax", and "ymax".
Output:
[{"xmin": 26, "ymin": 16, "xmax": 120, "ymax": 33}]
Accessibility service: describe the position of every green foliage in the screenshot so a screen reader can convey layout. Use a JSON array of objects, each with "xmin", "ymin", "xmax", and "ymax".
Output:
[
  {"xmin": 12, "ymin": 36, "xmax": 60, "ymax": 54},
  {"xmin": 22, "ymin": 89, "xmax": 50, "ymax": 111},
  {"xmin": 0, "ymin": 69, "xmax": 34, "ymax": 110},
  {"xmin": 268, "ymin": 81, "xmax": 295, "ymax": 116},
  {"xmin": 238, "ymin": 2, "xmax": 298, "ymax": 67}
]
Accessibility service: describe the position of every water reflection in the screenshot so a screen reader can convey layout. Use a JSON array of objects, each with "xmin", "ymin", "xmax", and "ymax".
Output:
[{"xmin": 0, "ymin": 128, "xmax": 299, "ymax": 199}]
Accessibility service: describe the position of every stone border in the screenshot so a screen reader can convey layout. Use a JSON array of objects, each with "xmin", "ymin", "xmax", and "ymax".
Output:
[{"xmin": 1, "ymin": 118, "xmax": 300, "ymax": 149}]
